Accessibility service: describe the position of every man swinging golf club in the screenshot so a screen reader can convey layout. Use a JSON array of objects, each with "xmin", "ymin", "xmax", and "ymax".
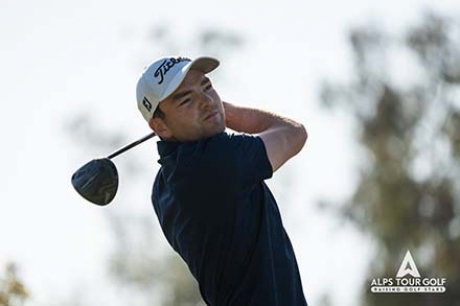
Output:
[{"xmin": 137, "ymin": 56, "xmax": 308, "ymax": 305}]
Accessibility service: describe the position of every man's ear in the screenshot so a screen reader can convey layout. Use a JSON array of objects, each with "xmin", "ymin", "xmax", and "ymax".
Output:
[{"xmin": 149, "ymin": 117, "xmax": 172, "ymax": 139}]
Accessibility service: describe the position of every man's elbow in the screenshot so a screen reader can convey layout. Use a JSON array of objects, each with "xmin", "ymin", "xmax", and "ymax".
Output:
[
  {"xmin": 294, "ymin": 124, "xmax": 308, "ymax": 153},
  {"xmin": 300, "ymin": 124, "xmax": 308, "ymax": 145}
]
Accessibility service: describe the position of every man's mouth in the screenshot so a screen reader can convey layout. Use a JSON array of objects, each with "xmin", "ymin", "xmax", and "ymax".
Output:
[{"xmin": 203, "ymin": 112, "xmax": 218, "ymax": 121}]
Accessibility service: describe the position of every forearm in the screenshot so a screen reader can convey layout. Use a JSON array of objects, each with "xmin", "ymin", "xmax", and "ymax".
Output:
[
  {"xmin": 223, "ymin": 101, "xmax": 307, "ymax": 171},
  {"xmin": 223, "ymin": 101, "xmax": 303, "ymax": 134}
]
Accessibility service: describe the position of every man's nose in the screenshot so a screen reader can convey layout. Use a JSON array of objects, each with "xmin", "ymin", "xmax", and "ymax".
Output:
[{"xmin": 199, "ymin": 92, "xmax": 213, "ymax": 108}]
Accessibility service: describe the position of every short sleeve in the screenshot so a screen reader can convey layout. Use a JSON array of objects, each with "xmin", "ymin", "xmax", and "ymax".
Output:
[{"xmin": 197, "ymin": 132, "xmax": 273, "ymax": 189}]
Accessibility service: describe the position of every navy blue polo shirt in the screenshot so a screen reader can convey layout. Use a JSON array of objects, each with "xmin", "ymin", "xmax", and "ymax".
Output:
[{"xmin": 152, "ymin": 132, "xmax": 307, "ymax": 306}]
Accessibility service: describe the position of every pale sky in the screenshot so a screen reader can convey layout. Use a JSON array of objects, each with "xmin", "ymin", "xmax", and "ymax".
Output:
[{"xmin": 1, "ymin": 0, "xmax": 458, "ymax": 305}]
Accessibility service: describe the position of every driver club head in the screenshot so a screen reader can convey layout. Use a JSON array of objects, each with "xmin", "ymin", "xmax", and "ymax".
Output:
[{"xmin": 71, "ymin": 158, "xmax": 119, "ymax": 206}]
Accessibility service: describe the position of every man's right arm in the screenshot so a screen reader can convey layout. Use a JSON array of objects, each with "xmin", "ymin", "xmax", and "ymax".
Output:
[{"xmin": 223, "ymin": 102, "xmax": 307, "ymax": 172}]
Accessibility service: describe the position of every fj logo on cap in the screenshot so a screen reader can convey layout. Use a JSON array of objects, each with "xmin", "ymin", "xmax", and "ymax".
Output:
[
  {"xmin": 154, "ymin": 57, "xmax": 191, "ymax": 85},
  {"xmin": 142, "ymin": 97, "xmax": 152, "ymax": 112}
]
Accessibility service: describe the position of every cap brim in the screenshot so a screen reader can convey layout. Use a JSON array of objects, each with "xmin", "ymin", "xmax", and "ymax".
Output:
[
  {"xmin": 160, "ymin": 57, "xmax": 220, "ymax": 102},
  {"xmin": 189, "ymin": 56, "xmax": 220, "ymax": 74}
]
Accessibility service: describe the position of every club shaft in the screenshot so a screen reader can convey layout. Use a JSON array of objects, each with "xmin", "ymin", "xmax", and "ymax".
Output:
[{"xmin": 106, "ymin": 132, "xmax": 156, "ymax": 159}]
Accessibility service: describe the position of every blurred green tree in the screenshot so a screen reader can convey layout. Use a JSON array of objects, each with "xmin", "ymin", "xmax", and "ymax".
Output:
[
  {"xmin": 0, "ymin": 263, "xmax": 29, "ymax": 306},
  {"xmin": 320, "ymin": 12, "xmax": 460, "ymax": 306}
]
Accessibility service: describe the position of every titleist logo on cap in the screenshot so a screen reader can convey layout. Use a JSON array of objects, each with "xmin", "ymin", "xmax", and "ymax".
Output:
[{"xmin": 154, "ymin": 57, "xmax": 191, "ymax": 85}]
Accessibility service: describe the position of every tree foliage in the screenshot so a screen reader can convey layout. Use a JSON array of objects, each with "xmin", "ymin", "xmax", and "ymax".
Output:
[
  {"xmin": 320, "ymin": 12, "xmax": 460, "ymax": 306},
  {"xmin": 0, "ymin": 263, "xmax": 28, "ymax": 306}
]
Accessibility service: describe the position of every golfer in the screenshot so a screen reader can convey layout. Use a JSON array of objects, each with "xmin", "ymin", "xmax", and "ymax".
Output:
[{"xmin": 136, "ymin": 56, "xmax": 308, "ymax": 305}]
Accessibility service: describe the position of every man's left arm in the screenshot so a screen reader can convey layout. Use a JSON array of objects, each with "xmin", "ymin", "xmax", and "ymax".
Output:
[{"xmin": 223, "ymin": 102, "xmax": 307, "ymax": 172}]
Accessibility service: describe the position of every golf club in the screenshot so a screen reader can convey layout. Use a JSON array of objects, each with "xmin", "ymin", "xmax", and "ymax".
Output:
[{"xmin": 71, "ymin": 132, "xmax": 156, "ymax": 206}]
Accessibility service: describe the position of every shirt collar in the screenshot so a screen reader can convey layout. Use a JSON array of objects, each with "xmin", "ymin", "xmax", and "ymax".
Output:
[
  {"xmin": 156, "ymin": 132, "xmax": 226, "ymax": 158},
  {"xmin": 157, "ymin": 140, "xmax": 181, "ymax": 158}
]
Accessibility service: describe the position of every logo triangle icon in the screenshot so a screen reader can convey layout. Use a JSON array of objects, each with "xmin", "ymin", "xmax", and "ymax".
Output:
[{"xmin": 396, "ymin": 250, "xmax": 421, "ymax": 278}]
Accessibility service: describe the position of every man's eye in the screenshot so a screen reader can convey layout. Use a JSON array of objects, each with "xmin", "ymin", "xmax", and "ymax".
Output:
[
  {"xmin": 180, "ymin": 99, "xmax": 191, "ymax": 106},
  {"xmin": 205, "ymin": 84, "xmax": 212, "ymax": 91}
]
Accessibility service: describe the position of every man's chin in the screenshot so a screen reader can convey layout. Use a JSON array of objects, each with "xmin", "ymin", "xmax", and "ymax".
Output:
[{"xmin": 206, "ymin": 125, "xmax": 226, "ymax": 138}]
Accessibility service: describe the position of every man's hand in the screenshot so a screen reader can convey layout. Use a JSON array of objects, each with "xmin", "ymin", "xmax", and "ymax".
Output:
[{"xmin": 223, "ymin": 102, "xmax": 307, "ymax": 172}]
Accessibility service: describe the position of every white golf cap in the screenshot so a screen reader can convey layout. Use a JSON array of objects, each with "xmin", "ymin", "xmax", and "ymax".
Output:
[{"xmin": 136, "ymin": 56, "xmax": 220, "ymax": 122}]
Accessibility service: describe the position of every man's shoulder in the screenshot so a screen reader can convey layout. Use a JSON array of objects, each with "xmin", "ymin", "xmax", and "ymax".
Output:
[
  {"xmin": 173, "ymin": 132, "xmax": 261, "ymax": 156},
  {"xmin": 156, "ymin": 131, "xmax": 270, "ymax": 184},
  {"xmin": 201, "ymin": 131, "xmax": 263, "ymax": 150},
  {"xmin": 157, "ymin": 132, "xmax": 261, "ymax": 155}
]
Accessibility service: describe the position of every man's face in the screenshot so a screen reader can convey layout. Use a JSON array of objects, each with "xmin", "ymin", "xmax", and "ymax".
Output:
[{"xmin": 150, "ymin": 69, "xmax": 226, "ymax": 142}]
